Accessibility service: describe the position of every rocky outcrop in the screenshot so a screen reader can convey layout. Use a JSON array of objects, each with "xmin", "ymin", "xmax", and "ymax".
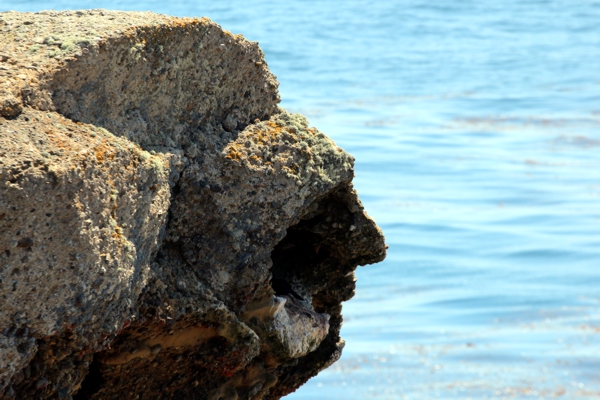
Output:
[{"xmin": 0, "ymin": 10, "xmax": 386, "ymax": 399}]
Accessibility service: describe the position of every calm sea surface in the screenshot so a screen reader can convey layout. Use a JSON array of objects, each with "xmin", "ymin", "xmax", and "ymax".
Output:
[{"xmin": 4, "ymin": 1, "xmax": 600, "ymax": 398}]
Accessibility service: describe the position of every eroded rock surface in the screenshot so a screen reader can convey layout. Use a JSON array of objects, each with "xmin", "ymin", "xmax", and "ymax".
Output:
[{"xmin": 0, "ymin": 10, "xmax": 386, "ymax": 399}]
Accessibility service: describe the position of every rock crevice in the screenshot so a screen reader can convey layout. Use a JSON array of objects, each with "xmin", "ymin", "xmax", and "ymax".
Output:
[{"xmin": 0, "ymin": 10, "xmax": 386, "ymax": 399}]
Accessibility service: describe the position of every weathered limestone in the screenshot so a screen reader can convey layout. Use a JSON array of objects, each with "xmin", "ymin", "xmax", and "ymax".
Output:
[{"xmin": 0, "ymin": 10, "xmax": 386, "ymax": 399}]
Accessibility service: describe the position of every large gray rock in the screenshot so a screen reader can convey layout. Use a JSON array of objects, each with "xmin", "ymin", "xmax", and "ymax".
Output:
[{"xmin": 0, "ymin": 10, "xmax": 386, "ymax": 399}]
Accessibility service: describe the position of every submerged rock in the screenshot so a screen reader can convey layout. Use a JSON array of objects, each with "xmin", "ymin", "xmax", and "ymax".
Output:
[{"xmin": 0, "ymin": 10, "xmax": 386, "ymax": 399}]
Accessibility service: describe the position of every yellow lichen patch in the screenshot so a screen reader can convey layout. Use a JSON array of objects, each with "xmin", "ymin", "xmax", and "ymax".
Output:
[
  {"xmin": 43, "ymin": 127, "xmax": 81, "ymax": 154},
  {"xmin": 225, "ymin": 146, "xmax": 242, "ymax": 161},
  {"xmin": 256, "ymin": 121, "xmax": 285, "ymax": 144},
  {"xmin": 300, "ymin": 146, "xmax": 313, "ymax": 157},
  {"xmin": 281, "ymin": 165, "xmax": 297, "ymax": 174},
  {"xmin": 168, "ymin": 17, "xmax": 199, "ymax": 29},
  {"xmin": 238, "ymin": 121, "xmax": 287, "ymax": 148},
  {"xmin": 93, "ymin": 141, "xmax": 116, "ymax": 164}
]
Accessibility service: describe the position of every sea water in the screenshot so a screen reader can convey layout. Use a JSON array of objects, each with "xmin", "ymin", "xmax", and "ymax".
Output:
[{"xmin": 4, "ymin": 1, "xmax": 600, "ymax": 398}]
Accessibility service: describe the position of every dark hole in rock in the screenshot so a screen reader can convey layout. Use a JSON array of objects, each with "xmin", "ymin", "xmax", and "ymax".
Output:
[
  {"xmin": 73, "ymin": 356, "xmax": 104, "ymax": 399},
  {"xmin": 17, "ymin": 237, "xmax": 33, "ymax": 248},
  {"xmin": 271, "ymin": 278, "xmax": 304, "ymax": 301},
  {"xmin": 16, "ymin": 342, "xmax": 30, "ymax": 354},
  {"xmin": 270, "ymin": 208, "xmax": 334, "ymax": 309}
]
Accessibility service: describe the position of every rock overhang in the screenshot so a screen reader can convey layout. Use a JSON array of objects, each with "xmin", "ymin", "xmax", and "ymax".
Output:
[{"xmin": 0, "ymin": 10, "xmax": 386, "ymax": 399}]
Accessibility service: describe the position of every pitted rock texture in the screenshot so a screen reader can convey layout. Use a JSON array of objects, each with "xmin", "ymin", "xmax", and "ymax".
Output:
[{"xmin": 0, "ymin": 10, "xmax": 386, "ymax": 400}]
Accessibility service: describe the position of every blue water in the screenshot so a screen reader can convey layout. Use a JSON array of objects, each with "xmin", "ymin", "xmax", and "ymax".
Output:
[{"xmin": 4, "ymin": 1, "xmax": 600, "ymax": 398}]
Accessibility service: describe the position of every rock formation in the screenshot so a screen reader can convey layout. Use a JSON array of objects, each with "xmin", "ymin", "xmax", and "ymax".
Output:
[{"xmin": 0, "ymin": 10, "xmax": 386, "ymax": 399}]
